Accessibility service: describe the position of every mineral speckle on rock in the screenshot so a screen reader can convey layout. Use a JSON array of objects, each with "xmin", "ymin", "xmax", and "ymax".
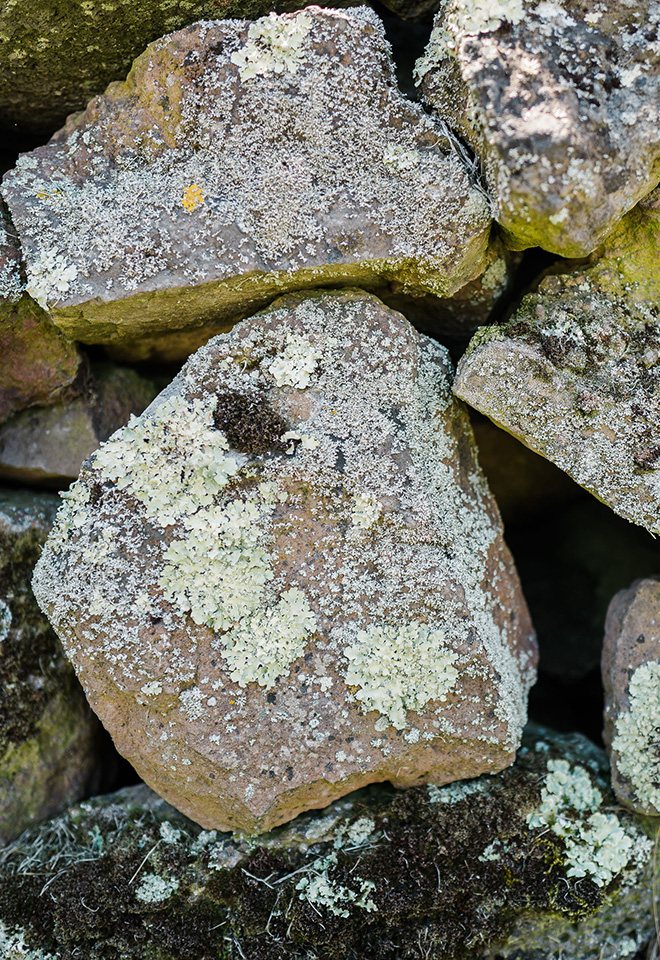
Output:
[
  {"xmin": 415, "ymin": 0, "xmax": 660, "ymax": 256},
  {"xmin": 0, "ymin": 727, "xmax": 653, "ymax": 960},
  {"xmin": 32, "ymin": 289, "xmax": 536, "ymax": 834},
  {"xmin": 2, "ymin": 6, "xmax": 492, "ymax": 362},
  {"xmin": 0, "ymin": 489, "xmax": 100, "ymax": 844},
  {"xmin": 602, "ymin": 577, "xmax": 660, "ymax": 816}
]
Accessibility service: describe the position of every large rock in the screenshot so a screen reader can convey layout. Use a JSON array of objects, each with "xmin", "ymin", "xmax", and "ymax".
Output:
[
  {"xmin": 602, "ymin": 577, "xmax": 660, "ymax": 816},
  {"xmin": 0, "ymin": 489, "xmax": 100, "ymax": 844},
  {"xmin": 415, "ymin": 0, "xmax": 660, "ymax": 256},
  {"xmin": 0, "ymin": 204, "xmax": 81, "ymax": 424},
  {"xmin": 32, "ymin": 289, "xmax": 536, "ymax": 834},
  {"xmin": 453, "ymin": 200, "xmax": 660, "ymax": 536},
  {"xmin": 0, "ymin": 727, "xmax": 654, "ymax": 960},
  {"xmin": 0, "ymin": 364, "xmax": 158, "ymax": 487},
  {"xmin": 2, "ymin": 7, "xmax": 493, "ymax": 363}
]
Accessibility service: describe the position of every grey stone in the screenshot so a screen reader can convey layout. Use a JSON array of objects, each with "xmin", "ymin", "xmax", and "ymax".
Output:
[
  {"xmin": 0, "ymin": 489, "xmax": 100, "ymax": 845},
  {"xmin": 0, "ymin": 365, "xmax": 158, "ymax": 487},
  {"xmin": 2, "ymin": 7, "xmax": 493, "ymax": 363},
  {"xmin": 415, "ymin": 0, "xmax": 660, "ymax": 256},
  {"xmin": 32, "ymin": 288, "xmax": 536, "ymax": 834},
  {"xmin": 0, "ymin": 726, "xmax": 654, "ymax": 959}
]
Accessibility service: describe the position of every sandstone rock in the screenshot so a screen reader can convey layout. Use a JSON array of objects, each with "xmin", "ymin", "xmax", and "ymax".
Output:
[
  {"xmin": 0, "ymin": 727, "xmax": 653, "ymax": 960},
  {"xmin": 32, "ymin": 289, "xmax": 536, "ymax": 834},
  {"xmin": 0, "ymin": 205, "xmax": 81, "ymax": 424},
  {"xmin": 0, "ymin": 364, "xmax": 158, "ymax": 487},
  {"xmin": 2, "ymin": 7, "xmax": 492, "ymax": 363},
  {"xmin": 415, "ymin": 0, "xmax": 660, "ymax": 257},
  {"xmin": 602, "ymin": 577, "xmax": 660, "ymax": 816},
  {"xmin": 453, "ymin": 200, "xmax": 660, "ymax": 535},
  {"xmin": 0, "ymin": 489, "xmax": 100, "ymax": 844}
]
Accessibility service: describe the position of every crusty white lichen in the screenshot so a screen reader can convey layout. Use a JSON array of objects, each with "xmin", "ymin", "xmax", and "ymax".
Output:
[
  {"xmin": 0, "ymin": 599, "xmax": 12, "ymax": 643},
  {"xmin": 612, "ymin": 661, "xmax": 660, "ymax": 811},
  {"xmin": 230, "ymin": 11, "xmax": 312, "ymax": 83},
  {"xmin": 295, "ymin": 815, "xmax": 378, "ymax": 917},
  {"xmin": 343, "ymin": 623, "xmax": 460, "ymax": 730}
]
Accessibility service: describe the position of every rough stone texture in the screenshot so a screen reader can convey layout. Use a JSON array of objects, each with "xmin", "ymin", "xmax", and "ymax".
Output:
[
  {"xmin": 0, "ymin": 726, "xmax": 654, "ymax": 960},
  {"xmin": 0, "ymin": 489, "xmax": 100, "ymax": 845},
  {"xmin": 602, "ymin": 577, "xmax": 660, "ymax": 816},
  {"xmin": 0, "ymin": 364, "xmax": 158, "ymax": 487},
  {"xmin": 0, "ymin": 204, "xmax": 81, "ymax": 424},
  {"xmin": 2, "ymin": 7, "xmax": 493, "ymax": 363},
  {"xmin": 32, "ymin": 289, "xmax": 536, "ymax": 834},
  {"xmin": 453, "ymin": 200, "xmax": 660, "ymax": 536},
  {"xmin": 415, "ymin": 0, "xmax": 660, "ymax": 256}
]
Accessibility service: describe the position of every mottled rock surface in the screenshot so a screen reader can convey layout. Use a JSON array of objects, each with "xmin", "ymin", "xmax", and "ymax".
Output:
[
  {"xmin": 0, "ymin": 727, "xmax": 654, "ymax": 960},
  {"xmin": 602, "ymin": 577, "xmax": 660, "ymax": 816},
  {"xmin": 453, "ymin": 201, "xmax": 660, "ymax": 535},
  {"xmin": 0, "ymin": 205, "xmax": 81, "ymax": 423},
  {"xmin": 2, "ymin": 7, "xmax": 492, "ymax": 363},
  {"xmin": 0, "ymin": 489, "xmax": 100, "ymax": 845},
  {"xmin": 0, "ymin": 365, "xmax": 157, "ymax": 487},
  {"xmin": 415, "ymin": 0, "xmax": 660, "ymax": 256},
  {"xmin": 33, "ymin": 289, "xmax": 536, "ymax": 834}
]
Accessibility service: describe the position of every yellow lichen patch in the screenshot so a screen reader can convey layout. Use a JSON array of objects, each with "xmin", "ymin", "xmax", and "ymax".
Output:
[{"xmin": 181, "ymin": 184, "xmax": 204, "ymax": 213}]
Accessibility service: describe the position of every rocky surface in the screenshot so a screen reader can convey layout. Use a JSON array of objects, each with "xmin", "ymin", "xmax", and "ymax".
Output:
[
  {"xmin": 2, "ymin": 7, "xmax": 493, "ymax": 363},
  {"xmin": 602, "ymin": 577, "xmax": 660, "ymax": 816},
  {"xmin": 0, "ymin": 365, "xmax": 158, "ymax": 487},
  {"xmin": 453, "ymin": 198, "xmax": 660, "ymax": 536},
  {"xmin": 415, "ymin": 0, "xmax": 660, "ymax": 257},
  {"xmin": 32, "ymin": 289, "xmax": 536, "ymax": 834},
  {"xmin": 0, "ymin": 726, "xmax": 654, "ymax": 960},
  {"xmin": 0, "ymin": 489, "xmax": 100, "ymax": 845},
  {"xmin": 0, "ymin": 204, "xmax": 81, "ymax": 424}
]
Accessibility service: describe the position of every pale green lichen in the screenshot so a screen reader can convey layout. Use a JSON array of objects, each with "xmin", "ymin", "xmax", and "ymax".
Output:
[
  {"xmin": 24, "ymin": 247, "xmax": 77, "ymax": 310},
  {"xmin": 264, "ymin": 334, "xmax": 321, "ymax": 389},
  {"xmin": 343, "ymin": 623, "xmax": 459, "ymax": 730},
  {"xmin": 230, "ymin": 12, "xmax": 312, "ymax": 83},
  {"xmin": 427, "ymin": 779, "xmax": 488, "ymax": 805},
  {"xmin": 612, "ymin": 661, "xmax": 660, "ymax": 811},
  {"xmin": 135, "ymin": 873, "xmax": 179, "ymax": 903},
  {"xmin": 350, "ymin": 493, "xmax": 382, "ymax": 529},
  {"xmin": 295, "ymin": 816, "xmax": 378, "ymax": 917}
]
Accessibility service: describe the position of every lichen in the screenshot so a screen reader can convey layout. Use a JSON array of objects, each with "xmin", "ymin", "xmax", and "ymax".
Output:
[
  {"xmin": 264, "ymin": 334, "xmax": 321, "ymax": 389},
  {"xmin": 230, "ymin": 11, "xmax": 312, "ymax": 83},
  {"xmin": 612, "ymin": 660, "xmax": 660, "ymax": 811},
  {"xmin": 350, "ymin": 493, "xmax": 382, "ymax": 529},
  {"xmin": 24, "ymin": 247, "xmax": 77, "ymax": 310},
  {"xmin": 343, "ymin": 623, "xmax": 460, "ymax": 730},
  {"xmin": 135, "ymin": 873, "xmax": 180, "ymax": 903}
]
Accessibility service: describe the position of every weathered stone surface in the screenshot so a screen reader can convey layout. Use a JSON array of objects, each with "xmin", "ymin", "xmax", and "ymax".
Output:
[
  {"xmin": 0, "ymin": 364, "xmax": 158, "ymax": 487},
  {"xmin": 415, "ymin": 0, "xmax": 660, "ymax": 256},
  {"xmin": 0, "ymin": 726, "xmax": 654, "ymax": 960},
  {"xmin": 2, "ymin": 7, "xmax": 492, "ymax": 363},
  {"xmin": 32, "ymin": 289, "xmax": 536, "ymax": 834},
  {"xmin": 602, "ymin": 577, "xmax": 660, "ymax": 816},
  {"xmin": 0, "ymin": 489, "xmax": 100, "ymax": 845},
  {"xmin": 453, "ymin": 201, "xmax": 660, "ymax": 535},
  {"xmin": 0, "ymin": 205, "xmax": 81, "ymax": 423}
]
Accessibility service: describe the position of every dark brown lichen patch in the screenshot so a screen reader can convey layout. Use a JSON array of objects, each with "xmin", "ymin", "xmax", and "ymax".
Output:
[{"xmin": 212, "ymin": 390, "xmax": 288, "ymax": 455}]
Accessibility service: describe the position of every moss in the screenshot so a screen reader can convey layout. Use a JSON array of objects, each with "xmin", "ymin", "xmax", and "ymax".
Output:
[{"xmin": 212, "ymin": 391, "xmax": 288, "ymax": 455}]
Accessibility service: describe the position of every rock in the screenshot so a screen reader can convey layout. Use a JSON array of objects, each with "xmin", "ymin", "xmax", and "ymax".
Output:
[
  {"xmin": 602, "ymin": 577, "xmax": 660, "ymax": 816},
  {"xmin": 414, "ymin": 0, "xmax": 660, "ymax": 256},
  {"xmin": 2, "ymin": 7, "xmax": 492, "ymax": 363},
  {"xmin": 0, "ymin": 489, "xmax": 100, "ymax": 844},
  {"xmin": 453, "ymin": 199, "xmax": 660, "ymax": 536},
  {"xmin": 0, "ymin": 205, "xmax": 81, "ymax": 424},
  {"xmin": 32, "ymin": 288, "xmax": 536, "ymax": 834},
  {"xmin": 0, "ymin": 364, "xmax": 158, "ymax": 487},
  {"xmin": 0, "ymin": 726, "xmax": 654, "ymax": 960}
]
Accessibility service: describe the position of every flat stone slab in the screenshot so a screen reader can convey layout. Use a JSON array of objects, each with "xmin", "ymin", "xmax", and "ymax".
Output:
[
  {"xmin": 2, "ymin": 7, "xmax": 492, "ymax": 363},
  {"xmin": 0, "ymin": 727, "xmax": 654, "ymax": 960},
  {"xmin": 33, "ymin": 289, "xmax": 536, "ymax": 834},
  {"xmin": 453, "ymin": 199, "xmax": 660, "ymax": 535},
  {"xmin": 415, "ymin": 0, "xmax": 660, "ymax": 256},
  {"xmin": 602, "ymin": 577, "xmax": 660, "ymax": 816}
]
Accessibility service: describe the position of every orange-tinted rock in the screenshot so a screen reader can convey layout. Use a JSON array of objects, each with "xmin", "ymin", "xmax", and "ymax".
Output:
[{"xmin": 33, "ymin": 289, "xmax": 536, "ymax": 833}]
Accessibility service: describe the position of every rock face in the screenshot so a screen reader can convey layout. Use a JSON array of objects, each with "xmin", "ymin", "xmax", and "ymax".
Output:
[
  {"xmin": 0, "ymin": 365, "xmax": 158, "ymax": 487},
  {"xmin": 602, "ymin": 577, "xmax": 660, "ymax": 816},
  {"xmin": 32, "ymin": 289, "xmax": 536, "ymax": 834},
  {"xmin": 0, "ymin": 727, "xmax": 653, "ymax": 960},
  {"xmin": 2, "ymin": 7, "xmax": 492, "ymax": 363},
  {"xmin": 0, "ymin": 205, "xmax": 81, "ymax": 424},
  {"xmin": 453, "ymin": 200, "xmax": 660, "ymax": 536},
  {"xmin": 415, "ymin": 0, "xmax": 660, "ymax": 256},
  {"xmin": 0, "ymin": 489, "xmax": 100, "ymax": 844}
]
